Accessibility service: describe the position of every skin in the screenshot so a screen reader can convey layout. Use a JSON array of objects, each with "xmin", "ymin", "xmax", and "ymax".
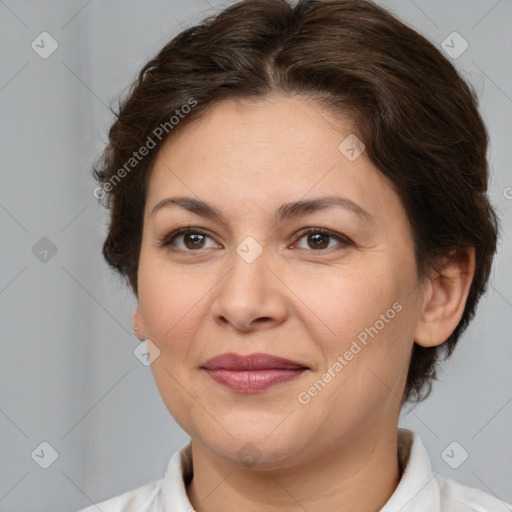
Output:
[{"xmin": 133, "ymin": 94, "xmax": 475, "ymax": 512}]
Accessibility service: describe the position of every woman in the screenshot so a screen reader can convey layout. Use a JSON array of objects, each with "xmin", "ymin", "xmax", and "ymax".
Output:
[{"xmin": 79, "ymin": 0, "xmax": 509, "ymax": 510}]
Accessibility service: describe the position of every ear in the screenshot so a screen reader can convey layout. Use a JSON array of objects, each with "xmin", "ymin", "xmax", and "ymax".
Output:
[
  {"xmin": 132, "ymin": 304, "xmax": 146, "ymax": 341},
  {"xmin": 414, "ymin": 247, "xmax": 475, "ymax": 348}
]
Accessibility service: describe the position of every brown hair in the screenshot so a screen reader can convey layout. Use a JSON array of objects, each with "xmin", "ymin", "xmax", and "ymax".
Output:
[{"xmin": 93, "ymin": 0, "xmax": 499, "ymax": 404}]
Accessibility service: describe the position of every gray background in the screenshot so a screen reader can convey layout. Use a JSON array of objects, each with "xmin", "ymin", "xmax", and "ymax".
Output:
[{"xmin": 0, "ymin": 0, "xmax": 510, "ymax": 510}]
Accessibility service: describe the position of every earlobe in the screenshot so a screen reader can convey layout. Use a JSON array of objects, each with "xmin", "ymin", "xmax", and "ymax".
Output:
[
  {"xmin": 414, "ymin": 248, "xmax": 475, "ymax": 348},
  {"xmin": 132, "ymin": 305, "xmax": 146, "ymax": 341}
]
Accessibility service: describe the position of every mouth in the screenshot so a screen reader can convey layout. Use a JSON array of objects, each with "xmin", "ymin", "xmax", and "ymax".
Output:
[{"xmin": 201, "ymin": 352, "xmax": 309, "ymax": 393}]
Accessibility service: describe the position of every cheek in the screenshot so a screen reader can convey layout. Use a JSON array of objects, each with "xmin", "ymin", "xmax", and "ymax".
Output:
[
  {"xmin": 292, "ymin": 262, "xmax": 402, "ymax": 349},
  {"xmin": 295, "ymin": 263, "xmax": 414, "ymax": 397},
  {"xmin": 138, "ymin": 264, "xmax": 209, "ymax": 431},
  {"xmin": 137, "ymin": 255, "xmax": 204, "ymax": 354}
]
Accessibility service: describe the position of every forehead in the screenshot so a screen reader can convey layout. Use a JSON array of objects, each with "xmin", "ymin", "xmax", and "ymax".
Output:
[
  {"xmin": 145, "ymin": 95, "xmax": 398, "ymax": 224},
  {"xmin": 160, "ymin": 95, "xmax": 356, "ymax": 159}
]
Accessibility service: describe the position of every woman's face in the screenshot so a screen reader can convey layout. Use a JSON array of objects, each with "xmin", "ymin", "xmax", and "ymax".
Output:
[{"xmin": 135, "ymin": 95, "xmax": 428, "ymax": 468}]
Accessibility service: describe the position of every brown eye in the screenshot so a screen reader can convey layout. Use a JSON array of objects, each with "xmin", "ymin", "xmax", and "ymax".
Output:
[
  {"xmin": 184, "ymin": 232, "xmax": 207, "ymax": 249},
  {"xmin": 306, "ymin": 232, "xmax": 330, "ymax": 250},
  {"xmin": 160, "ymin": 228, "xmax": 217, "ymax": 251},
  {"xmin": 294, "ymin": 228, "xmax": 352, "ymax": 252}
]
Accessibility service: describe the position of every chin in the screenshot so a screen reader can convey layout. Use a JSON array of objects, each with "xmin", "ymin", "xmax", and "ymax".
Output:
[{"xmin": 195, "ymin": 423, "xmax": 312, "ymax": 470}]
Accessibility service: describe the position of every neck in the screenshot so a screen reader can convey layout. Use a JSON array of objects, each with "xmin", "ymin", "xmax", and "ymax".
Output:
[{"xmin": 186, "ymin": 425, "xmax": 401, "ymax": 512}]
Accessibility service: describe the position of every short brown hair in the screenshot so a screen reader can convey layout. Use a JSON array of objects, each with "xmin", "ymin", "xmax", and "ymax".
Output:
[{"xmin": 93, "ymin": 0, "xmax": 499, "ymax": 404}]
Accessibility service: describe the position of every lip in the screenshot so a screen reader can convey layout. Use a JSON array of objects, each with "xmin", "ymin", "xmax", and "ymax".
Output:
[
  {"xmin": 201, "ymin": 353, "xmax": 309, "ymax": 393},
  {"xmin": 202, "ymin": 352, "xmax": 309, "ymax": 371}
]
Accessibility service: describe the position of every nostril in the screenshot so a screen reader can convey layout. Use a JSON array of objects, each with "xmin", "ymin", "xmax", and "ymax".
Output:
[{"xmin": 254, "ymin": 317, "xmax": 272, "ymax": 324}]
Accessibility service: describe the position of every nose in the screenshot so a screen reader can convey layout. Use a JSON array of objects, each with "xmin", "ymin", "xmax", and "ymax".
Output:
[{"xmin": 210, "ymin": 244, "xmax": 289, "ymax": 333}]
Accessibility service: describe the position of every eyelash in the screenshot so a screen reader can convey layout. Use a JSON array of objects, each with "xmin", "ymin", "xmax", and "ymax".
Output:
[{"xmin": 158, "ymin": 227, "xmax": 353, "ymax": 254}]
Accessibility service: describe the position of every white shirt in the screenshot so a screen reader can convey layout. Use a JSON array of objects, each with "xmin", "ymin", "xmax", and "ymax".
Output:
[{"xmin": 76, "ymin": 428, "xmax": 511, "ymax": 512}]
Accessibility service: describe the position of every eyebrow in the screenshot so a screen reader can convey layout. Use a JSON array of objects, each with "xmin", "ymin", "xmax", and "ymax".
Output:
[{"xmin": 150, "ymin": 195, "xmax": 374, "ymax": 223}]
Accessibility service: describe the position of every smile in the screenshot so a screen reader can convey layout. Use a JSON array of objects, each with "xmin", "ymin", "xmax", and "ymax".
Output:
[{"xmin": 201, "ymin": 352, "xmax": 310, "ymax": 393}]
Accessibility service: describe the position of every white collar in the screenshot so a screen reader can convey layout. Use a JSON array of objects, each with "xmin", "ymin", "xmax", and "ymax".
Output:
[
  {"xmin": 79, "ymin": 427, "xmax": 511, "ymax": 511},
  {"xmin": 160, "ymin": 428, "xmax": 442, "ymax": 511},
  {"xmin": 380, "ymin": 428, "xmax": 440, "ymax": 511}
]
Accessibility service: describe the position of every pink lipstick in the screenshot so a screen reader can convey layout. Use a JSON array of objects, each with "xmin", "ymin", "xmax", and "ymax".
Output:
[{"xmin": 201, "ymin": 353, "xmax": 308, "ymax": 393}]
